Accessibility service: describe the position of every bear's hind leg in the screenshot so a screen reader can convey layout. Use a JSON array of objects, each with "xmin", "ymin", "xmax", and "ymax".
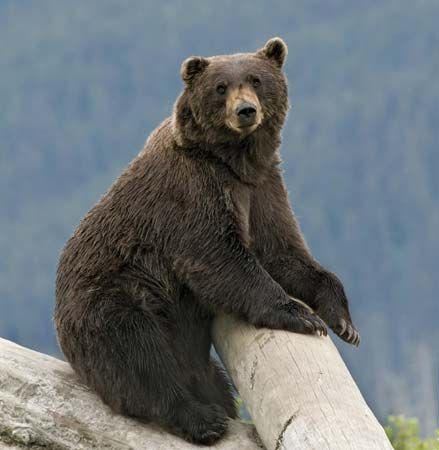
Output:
[
  {"xmin": 57, "ymin": 296, "xmax": 228, "ymax": 445},
  {"xmin": 165, "ymin": 400, "xmax": 228, "ymax": 445},
  {"xmin": 190, "ymin": 358, "xmax": 237, "ymax": 419},
  {"xmin": 210, "ymin": 359, "xmax": 238, "ymax": 418}
]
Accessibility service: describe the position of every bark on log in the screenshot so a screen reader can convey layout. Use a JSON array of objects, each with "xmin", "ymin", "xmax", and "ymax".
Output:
[
  {"xmin": 212, "ymin": 315, "xmax": 394, "ymax": 450},
  {"xmin": 0, "ymin": 337, "xmax": 261, "ymax": 450}
]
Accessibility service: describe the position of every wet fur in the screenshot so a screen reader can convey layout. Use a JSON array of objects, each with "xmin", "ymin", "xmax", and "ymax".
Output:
[{"xmin": 55, "ymin": 38, "xmax": 358, "ymax": 445}]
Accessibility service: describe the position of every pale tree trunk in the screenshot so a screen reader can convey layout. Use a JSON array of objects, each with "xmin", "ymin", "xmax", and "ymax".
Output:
[
  {"xmin": 212, "ymin": 315, "xmax": 394, "ymax": 450},
  {"xmin": 0, "ymin": 315, "xmax": 394, "ymax": 450},
  {"xmin": 0, "ymin": 337, "xmax": 261, "ymax": 450}
]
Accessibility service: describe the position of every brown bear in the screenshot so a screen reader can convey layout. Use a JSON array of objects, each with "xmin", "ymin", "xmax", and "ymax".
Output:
[{"xmin": 55, "ymin": 37, "xmax": 359, "ymax": 445}]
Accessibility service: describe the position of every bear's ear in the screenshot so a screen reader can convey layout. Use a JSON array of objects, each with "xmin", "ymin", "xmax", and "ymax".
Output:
[
  {"xmin": 181, "ymin": 56, "xmax": 209, "ymax": 86},
  {"xmin": 257, "ymin": 37, "xmax": 288, "ymax": 69}
]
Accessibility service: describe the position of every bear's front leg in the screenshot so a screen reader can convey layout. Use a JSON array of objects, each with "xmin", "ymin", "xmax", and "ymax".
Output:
[
  {"xmin": 313, "ymin": 271, "xmax": 361, "ymax": 346},
  {"xmin": 249, "ymin": 167, "xmax": 361, "ymax": 346},
  {"xmin": 258, "ymin": 255, "xmax": 360, "ymax": 346},
  {"xmin": 251, "ymin": 297, "xmax": 328, "ymax": 336}
]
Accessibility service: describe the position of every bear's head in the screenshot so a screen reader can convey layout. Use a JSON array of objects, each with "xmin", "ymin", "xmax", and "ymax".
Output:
[{"xmin": 174, "ymin": 38, "xmax": 289, "ymax": 146}]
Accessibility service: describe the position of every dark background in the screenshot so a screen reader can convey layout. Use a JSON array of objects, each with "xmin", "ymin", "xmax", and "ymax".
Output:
[{"xmin": 1, "ymin": 0, "xmax": 438, "ymax": 433}]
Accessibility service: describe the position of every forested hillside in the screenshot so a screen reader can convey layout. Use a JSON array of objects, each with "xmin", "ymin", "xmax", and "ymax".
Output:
[{"xmin": 1, "ymin": 0, "xmax": 438, "ymax": 433}]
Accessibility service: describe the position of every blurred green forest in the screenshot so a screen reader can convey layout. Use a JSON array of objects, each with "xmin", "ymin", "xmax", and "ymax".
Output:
[
  {"xmin": 386, "ymin": 416, "xmax": 439, "ymax": 450},
  {"xmin": 0, "ymin": 0, "xmax": 438, "ymax": 434}
]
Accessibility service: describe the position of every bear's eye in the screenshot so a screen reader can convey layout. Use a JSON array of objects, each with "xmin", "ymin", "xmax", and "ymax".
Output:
[
  {"xmin": 252, "ymin": 77, "xmax": 261, "ymax": 88},
  {"xmin": 216, "ymin": 84, "xmax": 227, "ymax": 95}
]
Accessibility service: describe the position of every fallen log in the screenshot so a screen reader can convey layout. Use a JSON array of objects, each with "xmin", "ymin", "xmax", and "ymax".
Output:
[
  {"xmin": 0, "ymin": 337, "xmax": 261, "ymax": 450},
  {"xmin": 0, "ymin": 314, "xmax": 394, "ymax": 450},
  {"xmin": 213, "ymin": 315, "xmax": 394, "ymax": 450}
]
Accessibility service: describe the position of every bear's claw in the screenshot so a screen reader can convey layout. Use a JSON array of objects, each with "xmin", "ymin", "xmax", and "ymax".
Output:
[{"xmin": 335, "ymin": 318, "xmax": 360, "ymax": 346}]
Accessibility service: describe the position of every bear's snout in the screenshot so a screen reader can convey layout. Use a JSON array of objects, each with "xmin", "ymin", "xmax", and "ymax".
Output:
[
  {"xmin": 226, "ymin": 86, "xmax": 262, "ymax": 134},
  {"xmin": 236, "ymin": 102, "xmax": 257, "ymax": 127}
]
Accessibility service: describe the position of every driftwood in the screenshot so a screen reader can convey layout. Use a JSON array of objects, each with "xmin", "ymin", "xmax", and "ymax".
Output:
[
  {"xmin": 0, "ymin": 337, "xmax": 261, "ymax": 450},
  {"xmin": 0, "ymin": 315, "xmax": 394, "ymax": 450},
  {"xmin": 212, "ymin": 315, "xmax": 394, "ymax": 450}
]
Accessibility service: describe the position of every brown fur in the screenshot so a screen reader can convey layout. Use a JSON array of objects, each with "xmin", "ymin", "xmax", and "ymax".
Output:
[{"xmin": 55, "ymin": 38, "xmax": 359, "ymax": 445}]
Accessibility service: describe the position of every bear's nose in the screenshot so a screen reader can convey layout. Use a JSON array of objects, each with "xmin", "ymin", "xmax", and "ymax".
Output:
[{"xmin": 236, "ymin": 103, "xmax": 257, "ymax": 119}]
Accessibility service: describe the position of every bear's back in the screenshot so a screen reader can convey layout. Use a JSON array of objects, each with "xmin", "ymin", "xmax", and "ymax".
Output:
[{"xmin": 55, "ymin": 118, "xmax": 217, "ymax": 299}]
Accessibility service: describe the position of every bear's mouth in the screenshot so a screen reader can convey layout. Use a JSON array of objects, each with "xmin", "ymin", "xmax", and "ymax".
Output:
[
  {"xmin": 227, "ymin": 118, "xmax": 262, "ymax": 135},
  {"xmin": 237, "ymin": 123, "xmax": 259, "ymax": 132},
  {"xmin": 226, "ymin": 120, "xmax": 259, "ymax": 135}
]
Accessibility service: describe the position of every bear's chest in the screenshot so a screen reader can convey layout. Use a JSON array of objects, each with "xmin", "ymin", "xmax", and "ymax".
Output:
[{"xmin": 224, "ymin": 184, "xmax": 252, "ymax": 248}]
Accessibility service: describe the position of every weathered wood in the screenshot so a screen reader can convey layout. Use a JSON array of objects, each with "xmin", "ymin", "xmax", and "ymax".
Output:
[
  {"xmin": 0, "ymin": 337, "xmax": 262, "ymax": 450},
  {"xmin": 0, "ymin": 316, "xmax": 394, "ymax": 450},
  {"xmin": 213, "ymin": 315, "xmax": 394, "ymax": 450}
]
